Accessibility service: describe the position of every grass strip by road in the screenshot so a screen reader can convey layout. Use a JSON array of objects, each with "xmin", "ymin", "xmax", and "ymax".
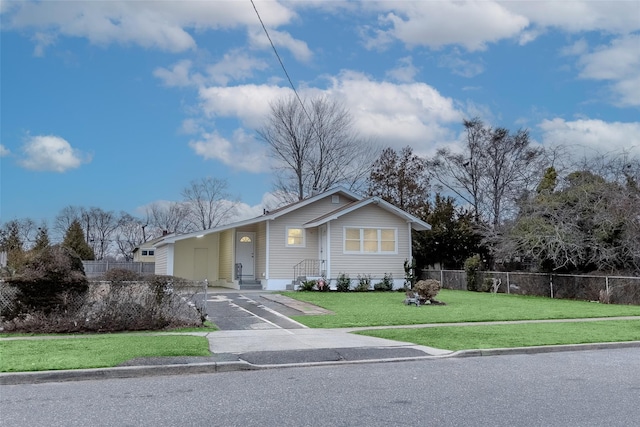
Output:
[
  {"xmin": 355, "ymin": 320, "xmax": 640, "ymax": 351},
  {"xmin": 284, "ymin": 289, "xmax": 640, "ymax": 328},
  {"xmin": 0, "ymin": 335, "xmax": 210, "ymax": 372}
]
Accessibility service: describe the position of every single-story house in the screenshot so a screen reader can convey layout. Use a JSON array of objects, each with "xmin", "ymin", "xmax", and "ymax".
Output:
[
  {"xmin": 132, "ymin": 235, "xmax": 168, "ymax": 263},
  {"xmin": 153, "ymin": 187, "xmax": 430, "ymax": 290}
]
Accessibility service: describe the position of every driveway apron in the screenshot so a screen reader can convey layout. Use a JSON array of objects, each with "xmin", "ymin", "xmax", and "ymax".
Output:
[{"xmin": 206, "ymin": 293, "xmax": 307, "ymax": 330}]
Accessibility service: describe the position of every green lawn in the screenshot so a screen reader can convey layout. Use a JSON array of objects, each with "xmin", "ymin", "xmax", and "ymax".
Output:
[
  {"xmin": 284, "ymin": 289, "xmax": 640, "ymax": 328},
  {"xmin": 0, "ymin": 335, "xmax": 211, "ymax": 372},
  {"xmin": 356, "ymin": 320, "xmax": 640, "ymax": 351}
]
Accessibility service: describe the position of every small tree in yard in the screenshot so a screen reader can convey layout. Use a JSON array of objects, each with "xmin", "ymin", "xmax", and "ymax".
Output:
[
  {"xmin": 63, "ymin": 219, "xmax": 95, "ymax": 260},
  {"xmin": 413, "ymin": 279, "xmax": 442, "ymax": 303}
]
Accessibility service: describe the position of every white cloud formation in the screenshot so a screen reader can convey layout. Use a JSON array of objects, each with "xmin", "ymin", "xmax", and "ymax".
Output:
[
  {"xmin": 248, "ymin": 27, "xmax": 313, "ymax": 62},
  {"xmin": 0, "ymin": 144, "xmax": 10, "ymax": 157},
  {"xmin": 503, "ymin": 1, "xmax": 640, "ymax": 34},
  {"xmin": 188, "ymin": 128, "xmax": 271, "ymax": 173},
  {"xmin": 576, "ymin": 34, "xmax": 640, "ymax": 107},
  {"xmin": 363, "ymin": 1, "xmax": 529, "ymax": 51},
  {"xmin": 386, "ymin": 56, "xmax": 419, "ymax": 83},
  {"xmin": 193, "ymin": 71, "xmax": 462, "ymax": 170},
  {"xmin": 3, "ymin": 1, "xmax": 295, "ymax": 54},
  {"xmin": 206, "ymin": 50, "xmax": 269, "ymax": 85},
  {"xmin": 153, "ymin": 59, "xmax": 198, "ymax": 87},
  {"xmin": 19, "ymin": 135, "xmax": 91, "ymax": 172},
  {"xmin": 538, "ymin": 118, "xmax": 640, "ymax": 154},
  {"xmin": 438, "ymin": 49, "xmax": 484, "ymax": 77}
]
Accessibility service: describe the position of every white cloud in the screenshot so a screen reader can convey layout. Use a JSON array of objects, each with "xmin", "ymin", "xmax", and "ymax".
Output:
[
  {"xmin": 188, "ymin": 128, "xmax": 271, "ymax": 173},
  {"xmin": 193, "ymin": 71, "xmax": 463, "ymax": 169},
  {"xmin": 386, "ymin": 56, "xmax": 419, "ymax": 83},
  {"xmin": 248, "ymin": 27, "xmax": 313, "ymax": 62},
  {"xmin": 153, "ymin": 59, "xmax": 199, "ymax": 87},
  {"xmin": 438, "ymin": 50, "xmax": 484, "ymax": 77},
  {"xmin": 538, "ymin": 118, "xmax": 640, "ymax": 154},
  {"xmin": 575, "ymin": 34, "xmax": 640, "ymax": 107},
  {"xmin": 363, "ymin": 1, "xmax": 529, "ymax": 51},
  {"xmin": 19, "ymin": 135, "xmax": 91, "ymax": 172},
  {"xmin": 503, "ymin": 1, "xmax": 640, "ymax": 34},
  {"xmin": 3, "ymin": 1, "xmax": 295, "ymax": 54},
  {"xmin": 206, "ymin": 50, "xmax": 269, "ymax": 85},
  {"xmin": 0, "ymin": 144, "xmax": 10, "ymax": 157}
]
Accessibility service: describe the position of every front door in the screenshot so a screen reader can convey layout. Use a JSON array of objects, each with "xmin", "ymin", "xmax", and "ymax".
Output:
[{"xmin": 236, "ymin": 232, "xmax": 255, "ymax": 281}]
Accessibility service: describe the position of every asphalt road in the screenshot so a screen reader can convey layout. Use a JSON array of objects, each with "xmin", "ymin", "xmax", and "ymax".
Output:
[{"xmin": 2, "ymin": 348, "xmax": 639, "ymax": 426}]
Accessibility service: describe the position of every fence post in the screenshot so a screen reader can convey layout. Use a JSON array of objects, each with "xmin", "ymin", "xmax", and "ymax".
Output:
[
  {"xmin": 605, "ymin": 276, "xmax": 610, "ymax": 298},
  {"xmin": 506, "ymin": 272, "xmax": 510, "ymax": 294},
  {"xmin": 550, "ymin": 274, "xmax": 554, "ymax": 299},
  {"xmin": 440, "ymin": 270, "xmax": 444, "ymax": 287}
]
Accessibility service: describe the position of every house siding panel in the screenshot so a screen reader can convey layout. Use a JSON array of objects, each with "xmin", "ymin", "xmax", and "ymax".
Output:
[
  {"xmin": 155, "ymin": 246, "xmax": 168, "ymax": 275},
  {"xmin": 256, "ymin": 222, "xmax": 267, "ymax": 280},
  {"xmin": 328, "ymin": 204, "xmax": 411, "ymax": 282},
  {"xmin": 268, "ymin": 194, "xmax": 355, "ymax": 280},
  {"xmin": 219, "ymin": 229, "xmax": 233, "ymax": 281},
  {"xmin": 174, "ymin": 234, "xmax": 219, "ymax": 281}
]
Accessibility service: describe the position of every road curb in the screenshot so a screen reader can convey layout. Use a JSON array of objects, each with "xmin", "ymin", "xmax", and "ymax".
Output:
[
  {"xmin": 450, "ymin": 340, "xmax": 640, "ymax": 358},
  {"xmin": 3, "ymin": 341, "xmax": 639, "ymax": 386},
  {"xmin": 0, "ymin": 361, "xmax": 256, "ymax": 386}
]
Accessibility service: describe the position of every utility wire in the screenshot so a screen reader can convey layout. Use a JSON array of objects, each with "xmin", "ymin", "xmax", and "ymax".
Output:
[{"xmin": 250, "ymin": 0, "xmax": 319, "ymax": 136}]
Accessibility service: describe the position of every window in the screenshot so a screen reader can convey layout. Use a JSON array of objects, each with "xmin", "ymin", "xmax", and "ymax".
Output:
[
  {"xmin": 344, "ymin": 227, "xmax": 397, "ymax": 254},
  {"xmin": 286, "ymin": 227, "xmax": 305, "ymax": 247},
  {"xmin": 141, "ymin": 250, "xmax": 148, "ymax": 256},
  {"xmin": 148, "ymin": 250, "xmax": 155, "ymax": 256},
  {"xmin": 141, "ymin": 250, "xmax": 155, "ymax": 256}
]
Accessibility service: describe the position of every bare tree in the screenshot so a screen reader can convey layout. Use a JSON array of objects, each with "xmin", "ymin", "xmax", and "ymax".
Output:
[
  {"xmin": 258, "ymin": 95, "xmax": 378, "ymax": 202},
  {"xmin": 113, "ymin": 213, "xmax": 146, "ymax": 261},
  {"xmin": 146, "ymin": 201, "xmax": 191, "ymax": 237},
  {"xmin": 181, "ymin": 177, "xmax": 239, "ymax": 231},
  {"xmin": 53, "ymin": 206, "xmax": 83, "ymax": 243},
  {"xmin": 428, "ymin": 118, "xmax": 545, "ymax": 228},
  {"xmin": 85, "ymin": 207, "xmax": 121, "ymax": 260}
]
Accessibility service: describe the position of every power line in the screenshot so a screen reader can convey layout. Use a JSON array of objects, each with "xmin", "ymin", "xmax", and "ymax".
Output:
[{"xmin": 249, "ymin": 0, "xmax": 318, "ymax": 135}]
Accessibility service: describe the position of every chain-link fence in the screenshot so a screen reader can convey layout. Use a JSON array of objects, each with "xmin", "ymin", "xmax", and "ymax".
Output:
[
  {"xmin": 422, "ymin": 270, "xmax": 640, "ymax": 305},
  {"xmin": 0, "ymin": 279, "xmax": 208, "ymax": 333}
]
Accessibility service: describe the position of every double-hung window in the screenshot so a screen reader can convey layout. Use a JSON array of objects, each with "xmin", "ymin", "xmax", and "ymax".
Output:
[
  {"xmin": 344, "ymin": 227, "xmax": 397, "ymax": 254},
  {"xmin": 286, "ymin": 227, "xmax": 305, "ymax": 247}
]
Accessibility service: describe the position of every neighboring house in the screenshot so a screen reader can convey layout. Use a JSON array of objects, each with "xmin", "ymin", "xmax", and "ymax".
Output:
[
  {"xmin": 132, "ymin": 236, "xmax": 167, "ymax": 263},
  {"xmin": 153, "ymin": 187, "xmax": 430, "ymax": 290}
]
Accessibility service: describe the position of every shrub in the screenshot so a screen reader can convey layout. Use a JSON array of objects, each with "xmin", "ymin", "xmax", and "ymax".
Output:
[
  {"xmin": 298, "ymin": 280, "xmax": 316, "ymax": 292},
  {"xmin": 373, "ymin": 273, "xmax": 394, "ymax": 291},
  {"xmin": 316, "ymin": 277, "xmax": 329, "ymax": 292},
  {"xmin": 102, "ymin": 268, "xmax": 143, "ymax": 282},
  {"xmin": 336, "ymin": 273, "xmax": 351, "ymax": 292},
  {"xmin": 413, "ymin": 279, "xmax": 441, "ymax": 301},
  {"xmin": 464, "ymin": 254, "xmax": 482, "ymax": 291},
  {"xmin": 354, "ymin": 274, "xmax": 371, "ymax": 292},
  {"xmin": 6, "ymin": 245, "xmax": 88, "ymax": 315}
]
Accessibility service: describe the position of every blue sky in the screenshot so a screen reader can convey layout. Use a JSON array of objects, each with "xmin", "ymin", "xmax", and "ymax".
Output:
[{"xmin": 2, "ymin": 0, "xmax": 639, "ymax": 227}]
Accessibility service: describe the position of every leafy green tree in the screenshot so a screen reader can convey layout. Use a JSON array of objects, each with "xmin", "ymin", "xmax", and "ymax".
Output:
[
  {"xmin": 63, "ymin": 220, "xmax": 95, "ymax": 260},
  {"xmin": 413, "ymin": 194, "xmax": 483, "ymax": 270},
  {"xmin": 367, "ymin": 146, "xmax": 429, "ymax": 217}
]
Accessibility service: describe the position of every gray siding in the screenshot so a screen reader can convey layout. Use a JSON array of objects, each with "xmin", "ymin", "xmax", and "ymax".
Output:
[
  {"xmin": 268, "ymin": 194, "xmax": 355, "ymax": 280},
  {"xmin": 328, "ymin": 204, "xmax": 411, "ymax": 281},
  {"xmin": 219, "ymin": 229, "xmax": 233, "ymax": 281}
]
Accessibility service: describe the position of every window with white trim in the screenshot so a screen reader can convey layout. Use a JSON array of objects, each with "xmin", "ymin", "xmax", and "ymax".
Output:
[
  {"xmin": 286, "ymin": 227, "xmax": 305, "ymax": 247},
  {"xmin": 343, "ymin": 227, "xmax": 397, "ymax": 254}
]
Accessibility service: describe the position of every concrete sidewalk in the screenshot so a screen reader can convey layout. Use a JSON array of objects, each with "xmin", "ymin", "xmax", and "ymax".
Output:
[{"xmin": 2, "ymin": 290, "xmax": 640, "ymax": 385}]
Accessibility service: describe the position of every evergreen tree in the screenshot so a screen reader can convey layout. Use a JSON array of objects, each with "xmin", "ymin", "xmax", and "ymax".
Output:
[
  {"xmin": 32, "ymin": 224, "xmax": 51, "ymax": 252},
  {"xmin": 0, "ymin": 220, "xmax": 26, "ymax": 270},
  {"xmin": 63, "ymin": 219, "xmax": 95, "ymax": 260}
]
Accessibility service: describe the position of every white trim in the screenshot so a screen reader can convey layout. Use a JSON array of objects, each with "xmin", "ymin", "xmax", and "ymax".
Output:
[
  {"xmin": 343, "ymin": 226, "xmax": 398, "ymax": 255},
  {"xmin": 407, "ymin": 222, "xmax": 413, "ymax": 262},
  {"xmin": 265, "ymin": 221, "xmax": 270, "ymax": 280},
  {"xmin": 326, "ymin": 222, "xmax": 331, "ymax": 279},
  {"xmin": 166, "ymin": 243, "xmax": 174, "ymax": 276},
  {"xmin": 285, "ymin": 226, "xmax": 306, "ymax": 247}
]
